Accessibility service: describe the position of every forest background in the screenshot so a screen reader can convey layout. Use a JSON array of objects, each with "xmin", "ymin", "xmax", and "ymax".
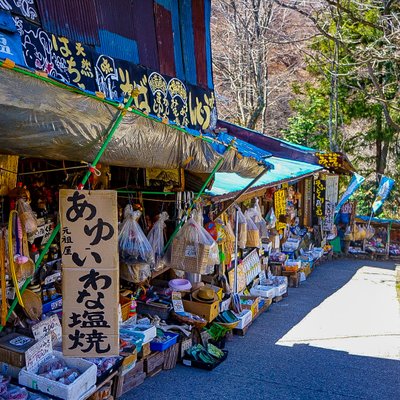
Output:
[{"xmin": 211, "ymin": 0, "xmax": 400, "ymax": 217}]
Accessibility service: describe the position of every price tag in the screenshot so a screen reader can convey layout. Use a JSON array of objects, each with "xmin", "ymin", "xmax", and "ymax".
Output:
[
  {"xmin": 32, "ymin": 315, "xmax": 62, "ymax": 345},
  {"xmin": 184, "ymin": 245, "xmax": 197, "ymax": 258},
  {"xmin": 25, "ymin": 335, "xmax": 52, "ymax": 372}
]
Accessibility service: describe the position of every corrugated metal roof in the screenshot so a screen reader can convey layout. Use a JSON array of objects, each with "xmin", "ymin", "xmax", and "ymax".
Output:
[
  {"xmin": 96, "ymin": 30, "xmax": 139, "ymax": 64},
  {"xmin": 37, "ymin": 0, "xmax": 99, "ymax": 45},
  {"xmin": 94, "ymin": 0, "xmax": 135, "ymax": 40}
]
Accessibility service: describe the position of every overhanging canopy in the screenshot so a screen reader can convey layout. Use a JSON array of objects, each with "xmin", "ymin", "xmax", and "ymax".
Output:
[
  {"xmin": 217, "ymin": 120, "xmax": 356, "ymax": 174},
  {"xmin": 0, "ymin": 67, "xmax": 272, "ymax": 177},
  {"xmin": 207, "ymin": 156, "xmax": 323, "ymax": 201}
]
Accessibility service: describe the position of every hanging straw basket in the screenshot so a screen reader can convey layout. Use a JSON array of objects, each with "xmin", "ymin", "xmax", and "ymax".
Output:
[{"xmin": 170, "ymin": 240, "xmax": 210, "ymax": 274}]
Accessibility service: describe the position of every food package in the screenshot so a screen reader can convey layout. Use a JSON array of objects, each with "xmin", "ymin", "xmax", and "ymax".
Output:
[
  {"xmin": 147, "ymin": 212, "xmax": 169, "ymax": 269},
  {"xmin": 245, "ymin": 210, "xmax": 260, "ymax": 248},
  {"xmin": 16, "ymin": 199, "xmax": 37, "ymax": 234},
  {"xmin": 246, "ymin": 199, "xmax": 268, "ymax": 238},
  {"xmin": 265, "ymin": 208, "xmax": 277, "ymax": 229},
  {"xmin": 120, "ymin": 263, "xmax": 151, "ymax": 283},
  {"xmin": 119, "ymin": 205, "xmax": 155, "ymax": 266},
  {"xmin": 235, "ymin": 207, "xmax": 247, "ymax": 249}
]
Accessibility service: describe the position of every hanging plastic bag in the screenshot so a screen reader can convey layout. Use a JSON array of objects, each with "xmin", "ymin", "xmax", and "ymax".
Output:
[
  {"xmin": 245, "ymin": 210, "xmax": 260, "ymax": 248},
  {"xmin": 247, "ymin": 199, "xmax": 268, "ymax": 238},
  {"xmin": 16, "ymin": 199, "xmax": 37, "ymax": 234},
  {"xmin": 265, "ymin": 207, "xmax": 277, "ymax": 229},
  {"xmin": 147, "ymin": 211, "xmax": 169, "ymax": 269},
  {"xmin": 119, "ymin": 205, "xmax": 155, "ymax": 266},
  {"xmin": 235, "ymin": 207, "xmax": 247, "ymax": 249}
]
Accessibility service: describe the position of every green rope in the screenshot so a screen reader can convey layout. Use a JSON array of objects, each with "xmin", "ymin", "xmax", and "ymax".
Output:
[{"xmin": 0, "ymin": 92, "xmax": 136, "ymax": 332}]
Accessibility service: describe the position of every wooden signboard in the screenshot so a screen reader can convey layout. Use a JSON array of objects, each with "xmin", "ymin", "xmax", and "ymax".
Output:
[{"xmin": 60, "ymin": 190, "xmax": 119, "ymax": 357}]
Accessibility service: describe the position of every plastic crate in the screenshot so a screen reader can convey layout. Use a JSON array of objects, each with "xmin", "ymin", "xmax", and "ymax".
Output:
[{"xmin": 150, "ymin": 332, "xmax": 179, "ymax": 352}]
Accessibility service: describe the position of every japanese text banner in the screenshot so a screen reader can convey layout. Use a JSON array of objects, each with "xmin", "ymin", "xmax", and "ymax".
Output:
[
  {"xmin": 60, "ymin": 190, "xmax": 118, "ymax": 269},
  {"xmin": 60, "ymin": 190, "xmax": 119, "ymax": 357}
]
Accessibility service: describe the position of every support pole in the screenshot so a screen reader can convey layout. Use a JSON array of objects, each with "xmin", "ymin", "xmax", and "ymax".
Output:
[
  {"xmin": 163, "ymin": 157, "xmax": 225, "ymax": 253},
  {"xmin": 0, "ymin": 92, "xmax": 136, "ymax": 332},
  {"xmin": 216, "ymin": 169, "xmax": 267, "ymax": 219},
  {"xmin": 233, "ymin": 207, "xmax": 239, "ymax": 294}
]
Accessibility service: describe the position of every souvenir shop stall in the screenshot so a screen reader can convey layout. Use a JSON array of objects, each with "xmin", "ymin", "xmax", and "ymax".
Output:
[
  {"xmin": 206, "ymin": 161, "xmax": 335, "ymax": 312},
  {"xmin": 345, "ymin": 215, "xmax": 400, "ymax": 259},
  {"xmin": 0, "ymin": 107, "xmax": 278, "ymax": 399}
]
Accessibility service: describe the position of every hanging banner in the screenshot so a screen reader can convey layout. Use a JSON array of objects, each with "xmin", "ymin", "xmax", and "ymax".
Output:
[
  {"xmin": 274, "ymin": 189, "xmax": 287, "ymax": 231},
  {"xmin": 372, "ymin": 176, "xmax": 395, "ymax": 214},
  {"xmin": 60, "ymin": 190, "xmax": 119, "ymax": 357},
  {"xmin": 324, "ymin": 175, "xmax": 339, "ymax": 205},
  {"xmin": 303, "ymin": 177, "xmax": 313, "ymax": 227},
  {"xmin": 335, "ymin": 173, "xmax": 365, "ymax": 213},
  {"xmin": 314, "ymin": 178, "xmax": 326, "ymax": 219},
  {"xmin": 323, "ymin": 174, "xmax": 339, "ymax": 231}
]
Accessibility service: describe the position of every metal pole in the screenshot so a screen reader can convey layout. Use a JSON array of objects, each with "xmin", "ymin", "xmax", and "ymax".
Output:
[
  {"xmin": 0, "ymin": 91, "xmax": 137, "ymax": 332},
  {"xmin": 215, "ymin": 169, "xmax": 267, "ymax": 219},
  {"xmin": 233, "ymin": 207, "xmax": 239, "ymax": 294}
]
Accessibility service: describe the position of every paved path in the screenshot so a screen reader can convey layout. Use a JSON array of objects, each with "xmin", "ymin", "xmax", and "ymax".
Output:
[{"xmin": 122, "ymin": 259, "xmax": 400, "ymax": 400}]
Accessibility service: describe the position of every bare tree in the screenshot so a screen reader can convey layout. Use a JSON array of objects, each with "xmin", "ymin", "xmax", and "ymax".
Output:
[{"xmin": 212, "ymin": 0, "xmax": 313, "ymax": 133}]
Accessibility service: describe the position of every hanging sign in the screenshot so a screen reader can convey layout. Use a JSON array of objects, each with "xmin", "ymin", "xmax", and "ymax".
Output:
[
  {"xmin": 274, "ymin": 189, "xmax": 287, "ymax": 231},
  {"xmin": 323, "ymin": 175, "xmax": 339, "ymax": 231},
  {"xmin": 303, "ymin": 177, "xmax": 313, "ymax": 227},
  {"xmin": 60, "ymin": 190, "xmax": 119, "ymax": 357},
  {"xmin": 316, "ymin": 152, "xmax": 342, "ymax": 170},
  {"xmin": 314, "ymin": 178, "xmax": 326, "ymax": 219}
]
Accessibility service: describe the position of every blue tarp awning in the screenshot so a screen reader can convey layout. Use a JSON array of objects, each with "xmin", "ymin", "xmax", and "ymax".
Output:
[
  {"xmin": 356, "ymin": 215, "xmax": 400, "ymax": 225},
  {"xmin": 207, "ymin": 156, "xmax": 323, "ymax": 199}
]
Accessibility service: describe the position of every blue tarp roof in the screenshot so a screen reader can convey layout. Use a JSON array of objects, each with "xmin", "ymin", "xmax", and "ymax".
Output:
[
  {"xmin": 207, "ymin": 156, "xmax": 323, "ymax": 197},
  {"xmin": 356, "ymin": 215, "xmax": 400, "ymax": 225}
]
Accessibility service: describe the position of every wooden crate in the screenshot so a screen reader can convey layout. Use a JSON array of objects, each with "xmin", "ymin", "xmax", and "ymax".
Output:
[
  {"xmin": 138, "ymin": 342, "xmax": 151, "ymax": 360},
  {"xmin": 282, "ymin": 271, "xmax": 300, "ymax": 288},
  {"xmin": 114, "ymin": 360, "xmax": 145, "ymax": 398},
  {"xmin": 144, "ymin": 351, "xmax": 164, "ymax": 377},
  {"xmin": 163, "ymin": 343, "xmax": 179, "ymax": 370},
  {"xmin": 179, "ymin": 336, "xmax": 193, "ymax": 360}
]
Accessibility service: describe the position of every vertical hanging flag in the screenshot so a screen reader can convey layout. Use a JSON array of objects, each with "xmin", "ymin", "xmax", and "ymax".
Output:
[
  {"xmin": 372, "ymin": 176, "xmax": 395, "ymax": 214},
  {"xmin": 335, "ymin": 173, "xmax": 365, "ymax": 213}
]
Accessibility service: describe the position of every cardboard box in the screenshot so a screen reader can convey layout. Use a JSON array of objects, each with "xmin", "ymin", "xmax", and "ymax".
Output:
[
  {"xmin": 0, "ymin": 333, "xmax": 37, "ymax": 368},
  {"xmin": 250, "ymin": 285, "xmax": 276, "ymax": 299},
  {"xmin": 219, "ymin": 296, "xmax": 232, "ymax": 312},
  {"xmin": 204, "ymin": 284, "xmax": 223, "ymax": 301},
  {"xmin": 120, "ymin": 324, "xmax": 157, "ymax": 344},
  {"xmin": 182, "ymin": 299, "xmax": 220, "ymax": 322},
  {"xmin": 276, "ymin": 283, "xmax": 288, "ymax": 296},
  {"xmin": 19, "ymin": 337, "xmax": 97, "ymax": 400},
  {"xmin": 233, "ymin": 309, "xmax": 252, "ymax": 329},
  {"xmin": 239, "ymin": 296, "xmax": 260, "ymax": 318}
]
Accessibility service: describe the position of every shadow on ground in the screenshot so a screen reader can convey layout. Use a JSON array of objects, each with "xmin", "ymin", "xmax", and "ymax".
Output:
[{"xmin": 122, "ymin": 259, "xmax": 400, "ymax": 400}]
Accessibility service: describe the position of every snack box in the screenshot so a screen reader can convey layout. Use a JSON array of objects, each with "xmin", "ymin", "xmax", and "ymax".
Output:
[
  {"xmin": 19, "ymin": 336, "xmax": 96, "ymax": 400},
  {"xmin": 250, "ymin": 285, "xmax": 276, "ymax": 299},
  {"xmin": 120, "ymin": 324, "xmax": 156, "ymax": 344},
  {"xmin": 232, "ymin": 309, "xmax": 252, "ymax": 329}
]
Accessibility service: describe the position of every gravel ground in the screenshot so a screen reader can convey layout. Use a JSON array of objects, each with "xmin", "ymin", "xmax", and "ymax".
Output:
[{"xmin": 122, "ymin": 259, "xmax": 400, "ymax": 400}]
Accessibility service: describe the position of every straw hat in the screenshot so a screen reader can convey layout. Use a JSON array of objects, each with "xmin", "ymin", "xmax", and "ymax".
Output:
[{"xmin": 191, "ymin": 287, "xmax": 218, "ymax": 303}]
